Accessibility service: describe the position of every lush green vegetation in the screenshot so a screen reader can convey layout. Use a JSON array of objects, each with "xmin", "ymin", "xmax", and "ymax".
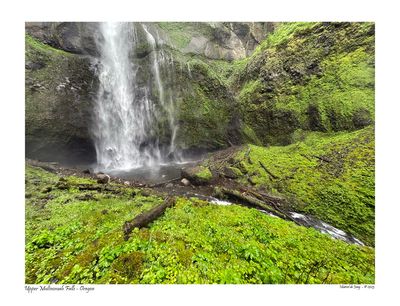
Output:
[
  {"xmin": 25, "ymin": 34, "xmax": 70, "ymax": 58},
  {"xmin": 194, "ymin": 166, "xmax": 213, "ymax": 181},
  {"xmin": 26, "ymin": 165, "xmax": 374, "ymax": 284},
  {"xmin": 227, "ymin": 126, "xmax": 375, "ymax": 246},
  {"xmin": 233, "ymin": 22, "xmax": 375, "ymax": 145},
  {"xmin": 175, "ymin": 57, "xmax": 235, "ymax": 150},
  {"xmin": 25, "ymin": 22, "xmax": 375, "ymax": 285}
]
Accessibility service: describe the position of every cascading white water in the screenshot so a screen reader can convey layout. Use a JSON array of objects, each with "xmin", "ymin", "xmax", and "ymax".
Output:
[
  {"xmin": 142, "ymin": 24, "xmax": 179, "ymax": 158},
  {"xmin": 92, "ymin": 22, "xmax": 179, "ymax": 171}
]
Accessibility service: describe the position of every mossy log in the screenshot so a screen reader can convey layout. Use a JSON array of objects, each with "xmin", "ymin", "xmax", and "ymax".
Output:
[
  {"xmin": 27, "ymin": 159, "xmax": 58, "ymax": 173},
  {"xmin": 123, "ymin": 197, "xmax": 176, "ymax": 239},
  {"xmin": 259, "ymin": 161, "xmax": 279, "ymax": 179},
  {"xmin": 55, "ymin": 182, "xmax": 125, "ymax": 193},
  {"xmin": 216, "ymin": 187, "xmax": 301, "ymax": 226}
]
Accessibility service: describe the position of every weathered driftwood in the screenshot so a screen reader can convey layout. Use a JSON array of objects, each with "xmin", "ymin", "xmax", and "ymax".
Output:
[
  {"xmin": 217, "ymin": 187, "xmax": 285, "ymax": 217},
  {"xmin": 216, "ymin": 187, "xmax": 301, "ymax": 226},
  {"xmin": 123, "ymin": 197, "xmax": 176, "ymax": 239}
]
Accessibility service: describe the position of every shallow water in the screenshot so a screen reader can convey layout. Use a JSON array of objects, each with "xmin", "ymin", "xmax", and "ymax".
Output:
[
  {"xmin": 105, "ymin": 161, "xmax": 195, "ymax": 184},
  {"xmin": 288, "ymin": 212, "xmax": 365, "ymax": 246},
  {"xmin": 191, "ymin": 194, "xmax": 365, "ymax": 246}
]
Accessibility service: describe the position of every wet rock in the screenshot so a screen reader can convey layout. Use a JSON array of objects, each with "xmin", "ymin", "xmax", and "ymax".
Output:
[
  {"xmin": 180, "ymin": 178, "xmax": 191, "ymax": 186},
  {"xmin": 25, "ymin": 61, "xmax": 45, "ymax": 70},
  {"xmin": 124, "ymin": 181, "xmax": 130, "ymax": 186},
  {"xmin": 165, "ymin": 183, "xmax": 174, "ymax": 188},
  {"xmin": 96, "ymin": 173, "xmax": 110, "ymax": 184},
  {"xmin": 181, "ymin": 166, "xmax": 213, "ymax": 185},
  {"xmin": 82, "ymin": 168, "xmax": 91, "ymax": 174}
]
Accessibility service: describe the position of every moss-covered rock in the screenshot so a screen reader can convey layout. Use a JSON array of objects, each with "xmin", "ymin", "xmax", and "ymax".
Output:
[
  {"xmin": 168, "ymin": 53, "xmax": 241, "ymax": 151},
  {"xmin": 181, "ymin": 165, "xmax": 213, "ymax": 185},
  {"xmin": 25, "ymin": 22, "xmax": 101, "ymax": 56},
  {"xmin": 25, "ymin": 34, "xmax": 98, "ymax": 164},
  {"xmin": 157, "ymin": 22, "xmax": 275, "ymax": 60},
  {"xmin": 233, "ymin": 22, "xmax": 375, "ymax": 145}
]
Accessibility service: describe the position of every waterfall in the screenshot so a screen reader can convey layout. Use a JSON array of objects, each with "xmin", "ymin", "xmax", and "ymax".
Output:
[
  {"xmin": 92, "ymin": 22, "xmax": 179, "ymax": 171},
  {"xmin": 141, "ymin": 24, "xmax": 179, "ymax": 158}
]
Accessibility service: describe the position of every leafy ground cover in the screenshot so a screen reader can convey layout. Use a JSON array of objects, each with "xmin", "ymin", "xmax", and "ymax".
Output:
[
  {"xmin": 25, "ymin": 164, "xmax": 374, "ymax": 284},
  {"xmin": 227, "ymin": 126, "xmax": 375, "ymax": 246}
]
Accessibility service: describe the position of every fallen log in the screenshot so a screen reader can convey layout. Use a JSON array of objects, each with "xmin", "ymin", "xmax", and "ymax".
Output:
[
  {"xmin": 259, "ymin": 161, "xmax": 279, "ymax": 180},
  {"xmin": 300, "ymin": 153, "xmax": 332, "ymax": 163},
  {"xmin": 312, "ymin": 155, "xmax": 332, "ymax": 163},
  {"xmin": 216, "ymin": 187, "xmax": 301, "ymax": 226},
  {"xmin": 217, "ymin": 187, "xmax": 286, "ymax": 218},
  {"xmin": 123, "ymin": 197, "xmax": 176, "ymax": 240}
]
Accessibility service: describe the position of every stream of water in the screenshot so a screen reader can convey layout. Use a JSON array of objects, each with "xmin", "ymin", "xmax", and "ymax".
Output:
[{"xmin": 194, "ymin": 195, "xmax": 365, "ymax": 246}]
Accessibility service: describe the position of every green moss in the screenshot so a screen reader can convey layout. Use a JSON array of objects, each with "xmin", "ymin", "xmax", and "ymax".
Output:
[
  {"xmin": 234, "ymin": 22, "xmax": 375, "ymax": 145},
  {"xmin": 233, "ymin": 126, "xmax": 375, "ymax": 246},
  {"xmin": 176, "ymin": 58, "xmax": 233, "ymax": 150},
  {"xmin": 275, "ymin": 47, "xmax": 374, "ymax": 131},
  {"xmin": 238, "ymin": 79, "xmax": 263, "ymax": 102},
  {"xmin": 26, "ymin": 165, "xmax": 374, "ymax": 284},
  {"xmin": 25, "ymin": 32, "xmax": 96, "ymax": 162},
  {"xmin": 25, "ymin": 34, "xmax": 70, "ymax": 59},
  {"xmin": 25, "ymin": 164, "xmax": 163, "ymax": 284},
  {"xmin": 195, "ymin": 166, "xmax": 213, "ymax": 181},
  {"xmin": 241, "ymin": 124, "xmax": 262, "ymax": 145},
  {"xmin": 256, "ymin": 22, "xmax": 319, "ymax": 53}
]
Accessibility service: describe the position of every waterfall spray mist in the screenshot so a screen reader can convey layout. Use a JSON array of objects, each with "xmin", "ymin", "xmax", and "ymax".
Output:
[{"xmin": 92, "ymin": 22, "xmax": 179, "ymax": 171}]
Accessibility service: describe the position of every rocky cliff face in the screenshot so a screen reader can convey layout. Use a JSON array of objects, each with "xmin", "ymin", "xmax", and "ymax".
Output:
[
  {"xmin": 233, "ymin": 22, "xmax": 375, "ymax": 145},
  {"xmin": 25, "ymin": 34, "xmax": 98, "ymax": 164},
  {"xmin": 156, "ymin": 22, "xmax": 276, "ymax": 60},
  {"xmin": 25, "ymin": 22, "xmax": 273, "ymax": 163},
  {"xmin": 25, "ymin": 22, "xmax": 375, "ymax": 164}
]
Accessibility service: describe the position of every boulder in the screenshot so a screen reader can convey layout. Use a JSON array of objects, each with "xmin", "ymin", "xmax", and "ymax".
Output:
[
  {"xmin": 180, "ymin": 178, "xmax": 191, "ymax": 186},
  {"xmin": 96, "ymin": 173, "xmax": 110, "ymax": 184},
  {"xmin": 181, "ymin": 166, "xmax": 213, "ymax": 185}
]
